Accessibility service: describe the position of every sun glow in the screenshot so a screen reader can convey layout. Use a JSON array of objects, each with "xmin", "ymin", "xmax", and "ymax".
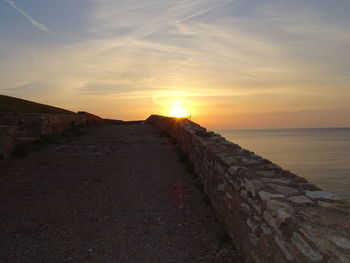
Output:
[{"xmin": 169, "ymin": 102, "xmax": 189, "ymax": 118}]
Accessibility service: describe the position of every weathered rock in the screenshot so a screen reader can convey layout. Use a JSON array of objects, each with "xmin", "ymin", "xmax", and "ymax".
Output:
[
  {"xmin": 241, "ymin": 189, "xmax": 248, "ymax": 199},
  {"xmin": 222, "ymin": 156, "xmax": 236, "ymax": 165},
  {"xmin": 146, "ymin": 115, "xmax": 350, "ymax": 263},
  {"xmin": 214, "ymin": 164, "xmax": 225, "ymax": 175},
  {"xmin": 288, "ymin": 196, "xmax": 314, "ymax": 204},
  {"xmin": 228, "ymin": 166, "xmax": 240, "ymax": 176},
  {"xmin": 261, "ymin": 223, "xmax": 272, "ymax": 235},
  {"xmin": 259, "ymin": 191, "xmax": 285, "ymax": 201},
  {"xmin": 266, "ymin": 199, "xmax": 295, "ymax": 220},
  {"xmin": 217, "ymin": 183, "xmax": 225, "ymax": 192},
  {"xmin": 305, "ymin": 190, "xmax": 341, "ymax": 200},
  {"xmin": 241, "ymin": 158, "xmax": 262, "ymax": 165},
  {"xmin": 245, "ymin": 179, "xmax": 264, "ymax": 198},
  {"xmin": 249, "ymin": 199, "xmax": 262, "ymax": 214},
  {"xmin": 257, "ymin": 170, "xmax": 276, "ymax": 177},
  {"xmin": 317, "ymin": 200, "xmax": 350, "ymax": 213},
  {"xmin": 267, "ymin": 183, "xmax": 299, "ymax": 195},
  {"xmin": 263, "ymin": 211, "xmax": 280, "ymax": 234},
  {"xmin": 300, "ymin": 226, "xmax": 350, "ymax": 263},
  {"xmin": 248, "ymin": 233, "xmax": 259, "ymax": 246},
  {"xmin": 247, "ymin": 218, "xmax": 258, "ymax": 232},
  {"xmin": 262, "ymin": 178, "xmax": 292, "ymax": 184},
  {"xmin": 291, "ymin": 232, "xmax": 323, "ymax": 262},
  {"xmin": 328, "ymin": 236, "xmax": 350, "ymax": 250},
  {"xmin": 274, "ymin": 235, "xmax": 294, "ymax": 262},
  {"xmin": 251, "ymin": 250, "xmax": 262, "ymax": 263},
  {"xmin": 225, "ymin": 192, "xmax": 233, "ymax": 200},
  {"xmin": 240, "ymin": 202, "xmax": 251, "ymax": 214}
]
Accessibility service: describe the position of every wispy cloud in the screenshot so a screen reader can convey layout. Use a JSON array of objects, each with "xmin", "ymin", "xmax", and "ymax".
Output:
[
  {"xmin": 1, "ymin": 0, "xmax": 350, "ymax": 126},
  {"xmin": 4, "ymin": 0, "xmax": 50, "ymax": 32}
]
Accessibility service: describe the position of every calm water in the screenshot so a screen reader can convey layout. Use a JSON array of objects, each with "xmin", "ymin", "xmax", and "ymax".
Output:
[{"xmin": 217, "ymin": 128, "xmax": 350, "ymax": 201}]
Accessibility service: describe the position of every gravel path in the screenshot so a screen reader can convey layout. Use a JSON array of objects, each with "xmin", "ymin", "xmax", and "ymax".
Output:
[{"xmin": 0, "ymin": 124, "xmax": 241, "ymax": 263}]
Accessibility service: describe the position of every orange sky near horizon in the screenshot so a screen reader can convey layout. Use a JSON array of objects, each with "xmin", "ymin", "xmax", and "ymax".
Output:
[
  {"xmin": 1, "ymin": 0, "xmax": 350, "ymax": 129},
  {"xmin": 21, "ymin": 90, "xmax": 349, "ymax": 130}
]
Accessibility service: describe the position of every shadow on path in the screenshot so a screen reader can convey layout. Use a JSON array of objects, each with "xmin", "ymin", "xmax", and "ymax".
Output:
[{"xmin": 0, "ymin": 124, "xmax": 241, "ymax": 262}]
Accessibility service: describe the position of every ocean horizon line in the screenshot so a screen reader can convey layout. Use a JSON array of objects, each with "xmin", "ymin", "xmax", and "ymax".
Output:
[{"xmin": 217, "ymin": 126, "xmax": 350, "ymax": 131}]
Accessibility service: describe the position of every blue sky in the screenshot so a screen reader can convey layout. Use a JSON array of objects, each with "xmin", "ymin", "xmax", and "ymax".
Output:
[{"xmin": 1, "ymin": 0, "xmax": 350, "ymax": 128}]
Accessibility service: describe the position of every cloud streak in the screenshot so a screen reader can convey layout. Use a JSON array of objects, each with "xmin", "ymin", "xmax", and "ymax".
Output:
[
  {"xmin": 1, "ymin": 0, "xmax": 350, "ymax": 127},
  {"xmin": 4, "ymin": 0, "xmax": 50, "ymax": 32}
]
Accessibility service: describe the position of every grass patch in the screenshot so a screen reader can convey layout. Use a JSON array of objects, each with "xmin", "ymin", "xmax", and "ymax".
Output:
[
  {"xmin": 218, "ymin": 231, "xmax": 232, "ymax": 244},
  {"xmin": 0, "ymin": 95, "xmax": 74, "ymax": 114}
]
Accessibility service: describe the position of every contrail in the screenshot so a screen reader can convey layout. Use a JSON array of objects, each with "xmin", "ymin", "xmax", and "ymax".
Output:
[{"xmin": 4, "ymin": 0, "xmax": 50, "ymax": 33}]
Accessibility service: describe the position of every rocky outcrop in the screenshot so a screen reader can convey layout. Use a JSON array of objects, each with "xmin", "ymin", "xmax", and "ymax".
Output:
[{"xmin": 146, "ymin": 115, "xmax": 350, "ymax": 263}]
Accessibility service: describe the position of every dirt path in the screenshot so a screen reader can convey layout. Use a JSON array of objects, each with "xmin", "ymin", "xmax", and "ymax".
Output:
[{"xmin": 0, "ymin": 124, "xmax": 241, "ymax": 263}]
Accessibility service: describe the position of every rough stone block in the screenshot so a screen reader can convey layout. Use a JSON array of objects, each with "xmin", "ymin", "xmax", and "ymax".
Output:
[
  {"xmin": 291, "ymin": 232, "xmax": 323, "ymax": 262},
  {"xmin": 259, "ymin": 191, "xmax": 285, "ymax": 201},
  {"xmin": 248, "ymin": 233, "xmax": 259, "ymax": 246},
  {"xmin": 244, "ymin": 179, "xmax": 264, "ymax": 198},
  {"xmin": 263, "ymin": 211, "xmax": 280, "ymax": 235},
  {"xmin": 288, "ymin": 195, "xmax": 314, "ymax": 204},
  {"xmin": 240, "ymin": 202, "xmax": 251, "ymax": 214},
  {"xmin": 266, "ymin": 199, "xmax": 294, "ymax": 220},
  {"xmin": 261, "ymin": 223, "xmax": 272, "ymax": 235},
  {"xmin": 262, "ymin": 178, "xmax": 292, "ymax": 184},
  {"xmin": 274, "ymin": 235, "xmax": 294, "ymax": 262},
  {"xmin": 228, "ymin": 166, "xmax": 240, "ymax": 176},
  {"xmin": 146, "ymin": 115, "xmax": 350, "ymax": 263},
  {"xmin": 328, "ymin": 236, "xmax": 350, "ymax": 250},
  {"xmin": 257, "ymin": 170, "xmax": 276, "ymax": 177},
  {"xmin": 247, "ymin": 218, "xmax": 258, "ymax": 232},
  {"xmin": 267, "ymin": 183, "xmax": 299, "ymax": 196},
  {"xmin": 217, "ymin": 183, "xmax": 225, "ymax": 192},
  {"xmin": 305, "ymin": 190, "xmax": 341, "ymax": 200}
]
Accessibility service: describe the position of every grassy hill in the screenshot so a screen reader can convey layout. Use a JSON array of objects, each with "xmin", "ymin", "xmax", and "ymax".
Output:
[{"xmin": 0, "ymin": 95, "xmax": 75, "ymax": 114}]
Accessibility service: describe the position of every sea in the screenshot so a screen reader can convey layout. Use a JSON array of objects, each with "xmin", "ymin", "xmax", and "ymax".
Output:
[{"xmin": 217, "ymin": 128, "xmax": 350, "ymax": 201}]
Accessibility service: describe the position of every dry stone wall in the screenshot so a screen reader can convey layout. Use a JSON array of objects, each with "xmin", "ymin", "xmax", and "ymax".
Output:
[
  {"xmin": 0, "ymin": 113, "xmax": 85, "ymax": 138},
  {"xmin": 146, "ymin": 115, "xmax": 350, "ymax": 263},
  {"xmin": 0, "ymin": 125, "xmax": 19, "ymax": 159},
  {"xmin": 0, "ymin": 112, "xmax": 103, "ymax": 158},
  {"xmin": 77, "ymin": 111, "xmax": 104, "ymax": 126}
]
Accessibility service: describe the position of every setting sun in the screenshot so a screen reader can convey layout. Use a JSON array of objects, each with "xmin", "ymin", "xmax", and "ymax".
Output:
[{"xmin": 169, "ymin": 103, "xmax": 189, "ymax": 118}]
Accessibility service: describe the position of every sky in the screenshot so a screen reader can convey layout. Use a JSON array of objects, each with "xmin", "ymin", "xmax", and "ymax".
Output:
[{"xmin": 1, "ymin": 0, "xmax": 350, "ymax": 129}]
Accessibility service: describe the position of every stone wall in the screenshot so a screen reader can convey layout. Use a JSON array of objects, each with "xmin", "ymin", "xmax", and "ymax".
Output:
[
  {"xmin": 78, "ymin": 111, "xmax": 104, "ymax": 125},
  {"xmin": 0, "ymin": 112, "xmax": 102, "ymax": 158},
  {"xmin": 146, "ymin": 115, "xmax": 350, "ymax": 263},
  {"xmin": 0, "ymin": 113, "xmax": 85, "ymax": 138},
  {"xmin": 0, "ymin": 125, "xmax": 19, "ymax": 159}
]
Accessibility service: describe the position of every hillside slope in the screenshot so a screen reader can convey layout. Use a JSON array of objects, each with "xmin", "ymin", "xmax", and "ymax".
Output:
[{"xmin": 0, "ymin": 95, "xmax": 74, "ymax": 114}]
